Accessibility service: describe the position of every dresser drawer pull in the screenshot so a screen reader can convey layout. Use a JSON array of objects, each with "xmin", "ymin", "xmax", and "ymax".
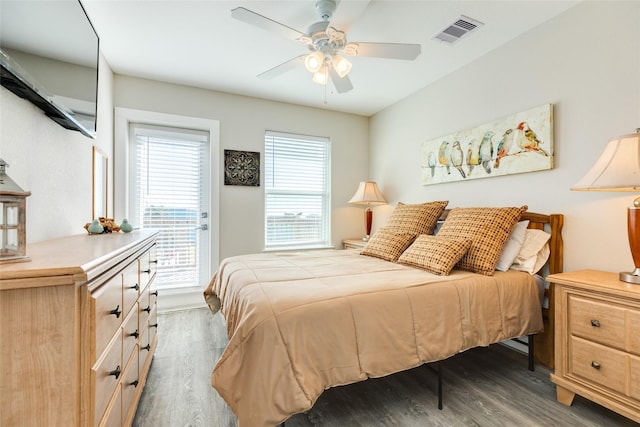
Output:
[
  {"xmin": 142, "ymin": 269, "xmax": 151, "ymax": 274},
  {"xmin": 129, "ymin": 380, "xmax": 139, "ymax": 388},
  {"xmin": 129, "ymin": 329, "xmax": 139, "ymax": 339},
  {"xmin": 151, "ymin": 260, "xmax": 158, "ymax": 264},
  {"xmin": 142, "ymin": 305, "xmax": 151, "ymax": 313},
  {"xmin": 142, "ymin": 344, "xmax": 151, "ymax": 351},
  {"xmin": 108, "ymin": 365, "xmax": 121, "ymax": 379},
  {"xmin": 151, "ymin": 323, "xmax": 158, "ymax": 329},
  {"xmin": 129, "ymin": 283, "xmax": 139, "ymax": 291},
  {"xmin": 108, "ymin": 305, "xmax": 122, "ymax": 318},
  {"xmin": 590, "ymin": 319, "xmax": 601, "ymax": 327},
  {"xmin": 151, "ymin": 290, "xmax": 158, "ymax": 297},
  {"xmin": 591, "ymin": 361, "xmax": 601, "ymax": 370}
]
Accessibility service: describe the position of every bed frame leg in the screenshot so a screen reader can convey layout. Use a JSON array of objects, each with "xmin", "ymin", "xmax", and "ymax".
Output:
[
  {"xmin": 437, "ymin": 361, "xmax": 443, "ymax": 410},
  {"xmin": 528, "ymin": 334, "xmax": 535, "ymax": 371}
]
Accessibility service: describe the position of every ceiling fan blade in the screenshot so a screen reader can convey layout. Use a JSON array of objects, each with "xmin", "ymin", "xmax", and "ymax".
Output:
[
  {"xmin": 231, "ymin": 7, "xmax": 305, "ymax": 41},
  {"xmin": 329, "ymin": 0, "xmax": 371, "ymax": 33},
  {"xmin": 257, "ymin": 55, "xmax": 306, "ymax": 80},
  {"xmin": 346, "ymin": 42, "xmax": 421, "ymax": 60},
  {"xmin": 329, "ymin": 67, "xmax": 353, "ymax": 93}
]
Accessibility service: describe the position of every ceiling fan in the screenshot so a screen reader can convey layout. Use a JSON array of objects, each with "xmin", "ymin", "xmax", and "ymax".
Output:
[{"xmin": 231, "ymin": 0, "xmax": 421, "ymax": 93}]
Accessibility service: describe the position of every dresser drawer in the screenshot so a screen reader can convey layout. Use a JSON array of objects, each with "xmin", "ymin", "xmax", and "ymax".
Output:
[
  {"xmin": 139, "ymin": 248, "xmax": 156, "ymax": 292},
  {"xmin": 121, "ymin": 347, "xmax": 140, "ymax": 426},
  {"xmin": 123, "ymin": 262, "xmax": 140, "ymax": 315},
  {"xmin": 122, "ymin": 304, "xmax": 139, "ymax": 363},
  {"xmin": 98, "ymin": 383, "xmax": 121, "ymax": 427},
  {"xmin": 569, "ymin": 336, "xmax": 626, "ymax": 395},
  {"xmin": 569, "ymin": 295, "xmax": 626, "ymax": 350},
  {"xmin": 93, "ymin": 328, "xmax": 123, "ymax": 427},
  {"xmin": 148, "ymin": 305, "xmax": 158, "ymax": 348},
  {"xmin": 92, "ymin": 274, "xmax": 124, "ymax": 360}
]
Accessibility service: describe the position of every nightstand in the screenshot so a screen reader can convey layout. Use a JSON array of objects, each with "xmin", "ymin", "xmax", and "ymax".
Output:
[
  {"xmin": 548, "ymin": 270, "xmax": 640, "ymax": 424},
  {"xmin": 342, "ymin": 239, "xmax": 367, "ymax": 250}
]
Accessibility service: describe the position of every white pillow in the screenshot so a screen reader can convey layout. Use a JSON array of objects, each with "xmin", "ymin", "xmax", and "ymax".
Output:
[
  {"xmin": 511, "ymin": 228, "xmax": 551, "ymax": 274},
  {"xmin": 495, "ymin": 220, "xmax": 529, "ymax": 272}
]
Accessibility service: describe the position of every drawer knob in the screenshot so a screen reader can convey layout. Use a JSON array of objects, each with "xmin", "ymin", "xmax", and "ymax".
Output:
[
  {"xmin": 129, "ymin": 283, "xmax": 139, "ymax": 291},
  {"xmin": 151, "ymin": 290, "xmax": 159, "ymax": 297},
  {"xmin": 108, "ymin": 305, "xmax": 122, "ymax": 318},
  {"xmin": 151, "ymin": 260, "xmax": 158, "ymax": 264},
  {"xmin": 108, "ymin": 365, "xmax": 121, "ymax": 379},
  {"xmin": 142, "ymin": 344, "xmax": 151, "ymax": 351},
  {"xmin": 590, "ymin": 319, "xmax": 601, "ymax": 327},
  {"xmin": 130, "ymin": 380, "xmax": 139, "ymax": 388},
  {"xmin": 129, "ymin": 329, "xmax": 139, "ymax": 339},
  {"xmin": 591, "ymin": 361, "xmax": 601, "ymax": 370},
  {"xmin": 142, "ymin": 269, "xmax": 152, "ymax": 274},
  {"xmin": 151, "ymin": 323, "xmax": 158, "ymax": 329},
  {"xmin": 143, "ymin": 305, "xmax": 151, "ymax": 313}
]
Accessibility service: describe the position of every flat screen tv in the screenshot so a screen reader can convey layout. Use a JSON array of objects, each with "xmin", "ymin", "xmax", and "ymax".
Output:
[{"xmin": 0, "ymin": 0, "xmax": 99, "ymax": 138}]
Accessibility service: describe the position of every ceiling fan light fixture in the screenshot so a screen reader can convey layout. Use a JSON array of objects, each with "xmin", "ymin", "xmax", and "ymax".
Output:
[
  {"xmin": 304, "ymin": 51, "xmax": 324, "ymax": 73},
  {"xmin": 312, "ymin": 65, "xmax": 328, "ymax": 85},
  {"xmin": 332, "ymin": 54, "xmax": 352, "ymax": 78}
]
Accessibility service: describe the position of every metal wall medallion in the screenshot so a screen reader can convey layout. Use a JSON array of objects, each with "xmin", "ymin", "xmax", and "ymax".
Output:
[{"xmin": 224, "ymin": 150, "xmax": 260, "ymax": 186}]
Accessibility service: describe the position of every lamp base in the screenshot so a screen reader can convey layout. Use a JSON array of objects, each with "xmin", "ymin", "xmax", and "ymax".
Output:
[{"xmin": 620, "ymin": 268, "xmax": 640, "ymax": 284}]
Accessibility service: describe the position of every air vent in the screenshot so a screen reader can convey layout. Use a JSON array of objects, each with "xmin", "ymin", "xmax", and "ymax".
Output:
[{"xmin": 432, "ymin": 15, "xmax": 484, "ymax": 45}]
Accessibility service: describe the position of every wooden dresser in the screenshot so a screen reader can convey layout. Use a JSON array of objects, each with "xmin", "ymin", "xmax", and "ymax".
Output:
[
  {"xmin": 548, "ymin": 270, "xmax": 640, "ymax": 424},
  {"xmin": 0, "ymin": 230, "xmax": 159, "ymax": 427}
]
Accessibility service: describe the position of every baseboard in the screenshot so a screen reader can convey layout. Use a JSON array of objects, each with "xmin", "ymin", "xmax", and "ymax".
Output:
[{"xmin": 157, "ymin": 287, "xmax": 208, "ymax": 313}]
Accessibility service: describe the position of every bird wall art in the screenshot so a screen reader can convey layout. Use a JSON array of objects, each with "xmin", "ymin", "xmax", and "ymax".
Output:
[{"xmin": 421, "ymin": 104, "xmax": 553, "ymax": 186}]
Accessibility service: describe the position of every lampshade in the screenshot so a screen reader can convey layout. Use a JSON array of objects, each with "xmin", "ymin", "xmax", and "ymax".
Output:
[
  {"xmin": 349, "ymin": 181, "xmax": 386, "ymax": 205},
  {"xmin": 332, "ymin": 54, "xmax": 352, "ymax": 78},
  {"xmin": 572, "ymin": 129, "xmax": 640, "ymax": 284},
  {"xmin": 571, "ymin": 131, "xmax": 640, "ymax": 191},
  {"xmin": 312, "ymin": 65, "xmax": 328, "ymax": 84},
  {"xmin": 304, "ymin": 51, "xmax": 324, "ymax": 73}
]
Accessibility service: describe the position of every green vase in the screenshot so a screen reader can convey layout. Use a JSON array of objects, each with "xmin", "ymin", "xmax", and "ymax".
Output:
[
  {"xmin": 88, "ymin": 219, "xmax": 103, "ymax": 234},
  {"xmin": 120, "ymin": 218, "xmax": 133, "ymax": 233}
]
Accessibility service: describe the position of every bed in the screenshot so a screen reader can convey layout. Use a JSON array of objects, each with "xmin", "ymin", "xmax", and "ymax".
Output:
[{"xmin": 204, "ymin": 203, "xmax": 564, "ymax": 427}]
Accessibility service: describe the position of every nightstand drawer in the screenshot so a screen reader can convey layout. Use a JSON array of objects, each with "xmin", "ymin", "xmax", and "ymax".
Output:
[
  {"xmin": 632, "ymin": 355, "xmax": 640, "ymax": 400},
  {"xmin": 569, "ymin": 295, "xmax": 626, "ymax": 350},
  {"xmin": 569, "ymin": 336, "xmax": 626, "ymax": 395},
  {"xmin": 631, "ymin": 311, "xmax": 640, "ymax": 355}
]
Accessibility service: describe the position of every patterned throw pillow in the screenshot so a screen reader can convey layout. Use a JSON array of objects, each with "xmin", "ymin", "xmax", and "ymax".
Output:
[
  {"xmin": 360, "ymin": 227, "xmax": 417, "ymax": 262},
  {"xmin": 436, "ymin": 206, "xmax": 528, "ymax": 275},
  {"xmin": 398, "ymin": 235, "xmax": 472, "ymax": 275},
  {"xmin": 384, "ymin": 201, "xmax": 449, "ymax": 235}
]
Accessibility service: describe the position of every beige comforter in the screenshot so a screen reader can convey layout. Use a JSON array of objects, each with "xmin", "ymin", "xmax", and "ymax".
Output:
[{"xmin": 204, "ymin": 249, "xmax": 543, "ymax": 427}]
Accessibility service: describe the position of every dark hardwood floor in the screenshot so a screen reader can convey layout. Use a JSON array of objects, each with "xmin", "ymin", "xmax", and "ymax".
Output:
[{"xmin": 133, "ymin": 308, "xmax": 637, "ymax": 427}]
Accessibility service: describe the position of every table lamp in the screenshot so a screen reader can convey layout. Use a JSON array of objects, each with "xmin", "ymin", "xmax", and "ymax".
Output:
[
  {"xmin": 349, "ymin": 181, "xmax": 386, "ymax": 241},
  {"xmin": 572, "ymin": 129, "xmax": 640, "ymax": 284}
]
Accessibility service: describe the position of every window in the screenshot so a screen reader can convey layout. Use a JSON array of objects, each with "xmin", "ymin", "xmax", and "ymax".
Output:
[
  {"xmin": 129, "ymin": 123, "xmax": 210, "ymax": 290},
  {"xmin": 264, "ymin": 131, "xmax": 330, "ymax": 250}
]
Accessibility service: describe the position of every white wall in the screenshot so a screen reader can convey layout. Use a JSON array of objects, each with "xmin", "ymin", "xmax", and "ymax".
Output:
[
  {"xmin": 369, "ymin": 1, "xmax": 640, "ymax": 274},
  {"xmin": 112, "ymin": 75, "xmax": 369, "ymax": 262},
  {"xmin": 0, "ymin": 53, "xmax": 114, "ymax": 243}
]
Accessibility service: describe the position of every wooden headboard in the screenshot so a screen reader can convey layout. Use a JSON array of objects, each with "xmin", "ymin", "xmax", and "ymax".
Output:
[{"xmin": 438, "ymin": 209, "xmax": 565, "ymax": 369}]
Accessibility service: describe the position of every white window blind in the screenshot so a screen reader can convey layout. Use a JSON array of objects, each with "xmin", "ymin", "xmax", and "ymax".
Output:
[
  {"xmin": 264, "ymin": 130, "xmax": 331, "ymax": 249},
  {"xmin": 130, "ymin": 124, "xmax": 209, "ymax": 289}
]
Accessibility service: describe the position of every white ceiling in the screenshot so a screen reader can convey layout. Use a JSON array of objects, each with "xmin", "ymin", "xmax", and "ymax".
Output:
[{"xmin": 81, "ymin": 0, "xmax": 581, "ymax": 116}]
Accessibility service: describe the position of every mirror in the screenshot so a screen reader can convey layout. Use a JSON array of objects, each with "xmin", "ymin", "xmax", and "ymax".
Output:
[
  {"xmin": 0, "ymin": 0, "xmax": 99, "ymax": 137},
  {"xmin": 92, "ymin": 147, "xmax": 107, "ymax": 219}
]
